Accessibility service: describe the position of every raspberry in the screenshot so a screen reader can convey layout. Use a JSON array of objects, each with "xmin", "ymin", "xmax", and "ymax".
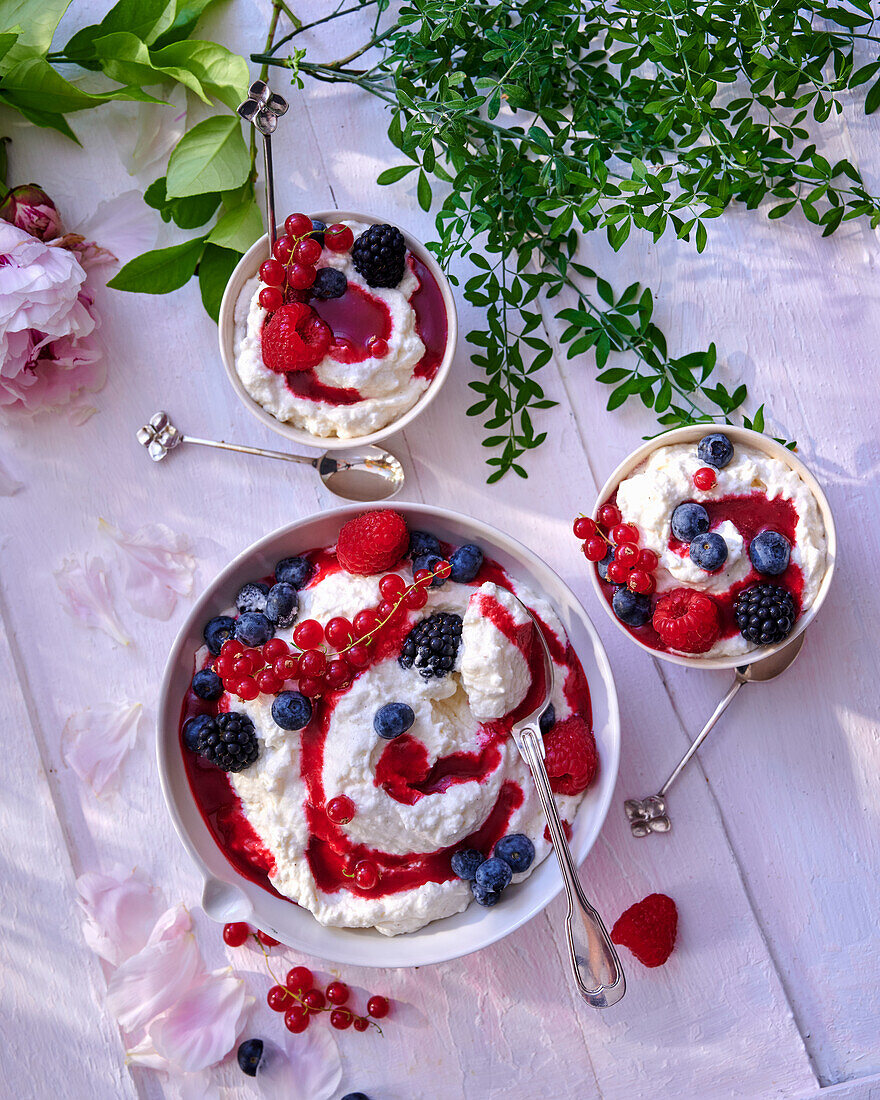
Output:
[
  {"xmin": 261, "ymin": 302, "xmax": 331, "ymax": 372},
  {"xmin": 336, "ymin": 510, "xmax": 409, "ymax": 575},
  {"xmin": 543, "ymin": 715, "xmax": 598, "ymax": 796},
  {"xmin": 611, "ymin": 893, "xmax": 678, "ymax": 968},
  {"xmin": 652, "ymin": 588, "xmax": 720, "ymax": 654}
]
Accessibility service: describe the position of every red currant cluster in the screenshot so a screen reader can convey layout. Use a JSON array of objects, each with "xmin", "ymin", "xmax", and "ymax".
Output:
[
  {"xmin": 267, "ymin": 966, "xmax": 390, "ymax": 1035},
  {"xmin": 257, "ymin": 212, "xmax": 354, "ymax": 312},
  {"xmin": 223, "ymin": 922, "xmax": 279, "ymax": 948},
  {"xmin": 213, "ymin": 562, "xmax": 449, "ymax": 703},
  {"xmin": 574, "ymin": 505, "xmax": 659, "ymax": 595}
]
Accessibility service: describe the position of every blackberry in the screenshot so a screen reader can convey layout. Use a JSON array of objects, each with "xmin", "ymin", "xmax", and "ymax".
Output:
[
  {"xmin": 399, "ymin": 612, "xmax": 463, "ymax": 678},
  {"xmin": 195, "ymin": 711, "xmax": 260, "ymax": 772},
  {"xmin": 351, "ymin": 224, "xmax": 406, "ymax": 288},
  {"xmin": 734, "ymin": 584, "xmax": 797, "ymax": 645}
]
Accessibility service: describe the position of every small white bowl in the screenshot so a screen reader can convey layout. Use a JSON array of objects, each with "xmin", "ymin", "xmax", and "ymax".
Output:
[
  {"xmin": 158, "ymin": 504, "xmax": 620, "ymax": 968},
  {"xmin": 589, "ymin": 425, "xmax": 836, "ymax": 670},
  {"xmin": 217, "ymin": 211, "xmax": 458, "ymax": 451}
]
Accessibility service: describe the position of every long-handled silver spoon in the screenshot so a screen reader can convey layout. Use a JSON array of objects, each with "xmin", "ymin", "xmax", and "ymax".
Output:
[
  {"xmin": 237, "ymin": 80, "xmax": 288, "ymax": 253},
  {"xmin": 136, "ymin": 411, "xmax": 405, "ymax": 502},
  {"xmin": 624, "ymin": 632, "xmax": 806, "ymax": 836},
  {"xmin": 511, "ymin": 600, "xmax": 625, "ymax": 1008}
]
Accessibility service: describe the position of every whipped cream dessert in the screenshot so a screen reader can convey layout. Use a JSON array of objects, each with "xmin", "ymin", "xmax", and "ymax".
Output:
[
  {"xmin": 585, "ymin": 434, "xmax": 827, "ymax": 658},
  {"xmin": 233, "ymin": 218, "xmax": 448, "ymax": 439},
  {"xmin": 181, "ymin": 514, "xmax": 596, "ymax": 936}
]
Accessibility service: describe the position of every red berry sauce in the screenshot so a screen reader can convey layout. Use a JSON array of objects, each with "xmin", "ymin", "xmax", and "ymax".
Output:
[{"xmin": 180, "ymin": 545, "xmax": 591, "ymax": 906}]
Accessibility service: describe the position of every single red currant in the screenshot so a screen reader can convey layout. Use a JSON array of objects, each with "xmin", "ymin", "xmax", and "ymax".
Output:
[
  {"xmin": 573, "ymin": 516, "xmax": 597, "ymax": 539},
  {"xmin": 256, "ymin": 670, "xmax": 282, "ymax": 695},
  {"xmin": 355, "ymin": 861, "xmax": 378, "ymax": 890},
  {"xmin": 222, "ymin": 922, "xmax": 249, "ymax": 947},
  {"xmin": 268, "ymin": 984, "xmax": 294, "ymax": 1012},
  {"xmin": 326, "ymin": 981, "xmax": 350, "ymax": 1005},
  {"xmin": 299, "ymin": 676, "xmax": 325, "ymax": 698},
  {"xmin": 598, "ymin": 503, "xmax": 622, "ymax": 528},
  {"xmin": 434, "ymin": 560, "xmax": 452, "ymax": 580},
  {"xmin": 377, "ymin": 599, "xmax": 401, "ymax": 621},
  {"xmin": 325, "ymin": 659, "xmax": 352, "ymax": 689},
  {"xmin": 257, "ymin": 930, "xmax": 279, "ymax": 947},
  {"xmin": 606, "ymin": 561, "xmax": 630, "ymax": 585},
  {"xmin": 286, "ymin": 966, "xmax": 314, "ymax": 993},
  {"xmin": 413, "ymin": 569, "xmax": 433, "ymax": 588},
  {"xmin": 694, "ymin": 466, "xmax": 717, "ymax": 491},
  {"xmin": 243, "ymin": 647, "xmax": 264, "ymax": 670},
  {"xmin": 353, "ymin": 609, "xmax": 380, "ymax": 637},
  {"xmin": 263, "ymin": 637, "xmax": 289, "ymax": 662},
  {"xmin": 326, "ymin": 794, "xmax": 355, "ymax": 824},
  {"xmin": 379, "ymin": 574, "xmax": 407, "ymax": 601},
  {"xmin": 615, "ymin": 543, "xmax": 640, "ymax": 568},
  {"xmin": 214, "ymin": 656, "xmax": 234, "ymax": 679},
  {"xmin": 330, "ymin": 1008, "xmax": 352, "ymax": 1030},
  {"xmin": 272, "ymin": 234, "xmax": 294, "ymax": 263},
  {"xmin": 259, "ymin": 258, "xmax": 285, "ymax": 286},
  {"xmin": 293, "ymin": 237, "xmax": 322, "ymax": 265},
  {"xmin": 638, "ymin": 548, "xmax": 659, "ymax": 572},
  {"xmin": 346, "ymin": 643, "xmax": 370, "ymax": 668},
  {"xmin": 285, "ymin": 212, "xmax": 313, "ymax": 237},
  {"xmin": 367, "ymin": 336, "xmax": 389, "ymax": 358},
  {"xmin": 274, "ymin": 654, "xmax": 300, "ymax": 680},
  {"xmin": 404, "ymin": 587, "xmax": 428, "ymax": 610},
  {"xmin": 259, "ymin": 286, "xmax": 284, "ymax": 311},
  {"xmin": 611, "ymin": 523, "xmax": 639, "ymax": 545},
  {"xmin": 220, "ymin": 638, "xmax": 244, "ymax": 659},
  {"xmin": 293, "ymin": 619, "xmax": 324, "ymax": 649},
  {"xmin": 583, "ymin": 537, "xmax": 608, "ymax": 562},
  {"xmin": 627, "ymin": 569, "xmax": 655, "ymax": 594},
  {"xmin": 353, "ymin": 1016, "xmax": 370, "ymax": 1032},
  {"xmin": 287, "ymin": 262, "xmax": 316, "ymax": 290},
  {"xmin": 232, "ymin": 657, "xmax": 253, "ymax": 678},
  {"xmin": 222, "ymin": 677, "xmax": 239, "ymax": 693},
  {"xmin": 284, "ymin": 1006, "xmax": 310, "ymax": 1033},
  {"xmin": 325, "ymin": 223, "xmax": 354, "ymax": 252},
  {"xmin": 236, "ymin": 676, "xmax": 259, "ymax": 701},
  {"xmin": 303, "ymin": 988, "xmax": 326, "ymax": 1012},
  {"xmin": 367, "ymin": 995, "xmax": 390, "ymax": 1019},
  {"xmin": 325, "ymin": 616, "xmax": 354, "ymax": 648},
  {"xmin": 300, "ymin": 649, "xmax": 327, "ymax": 678}
]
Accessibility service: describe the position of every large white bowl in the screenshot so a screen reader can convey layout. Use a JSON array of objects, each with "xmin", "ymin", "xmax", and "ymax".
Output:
[
  {"xmin": 589, "ymin": 425, "xmax": 837, "ymax": 670},
  {"xmin": 158, "ymin": 504, "xmax": 620, "ymax": 968},
  {"xmin": 217, "ymin": 211, "xmax": 458, "ymax": 451}
]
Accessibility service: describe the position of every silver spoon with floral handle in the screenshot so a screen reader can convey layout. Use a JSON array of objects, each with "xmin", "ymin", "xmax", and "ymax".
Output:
[
  {"xmin": 510, "ymin": 599, "xmax": 625, "ymax": 1008},
  {"xmin": 237, "ymin": 80, "xmax": 288, "ymax": 253}
]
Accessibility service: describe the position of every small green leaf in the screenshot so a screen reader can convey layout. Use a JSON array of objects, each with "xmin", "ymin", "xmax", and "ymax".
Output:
[
  {"xmin": 207, "ymin": 199, "xmax": 262, "ymax": 252},
  {"xmin": 417, "ymin": 168, "xmax": 432, "ymax": 211},
  {"xmin": 198, "ymin": 243, "xmax": 240, "ymax": 321},
  {"xmin": 166, "ymin": 115, "xmax": 249, "ymax": 198},
  {"xmin": 377, "ymin": 164, "xmax": 417, "ymax": 185},
  {"xmin": 107, "ymin": 235, "xmax": 206, "ymax": 294}
]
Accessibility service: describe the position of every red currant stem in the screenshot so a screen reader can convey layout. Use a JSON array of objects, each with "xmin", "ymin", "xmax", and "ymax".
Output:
[
  {"xmin": 258, "ymin": 945, "xmax": 384, "ymax": 1032},
  {"xmin": 338, "ymin": 564, "xmax": 444, "ymax": 655}
]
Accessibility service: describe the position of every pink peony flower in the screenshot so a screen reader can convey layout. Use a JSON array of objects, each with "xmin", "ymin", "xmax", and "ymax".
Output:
[
  {"xmin": 0, "ymin": 222, "xmax": 105, "ymax": 417},
  {"xmin": 0, "ymin": 183, "xmax": 64, "ymax": 240}
]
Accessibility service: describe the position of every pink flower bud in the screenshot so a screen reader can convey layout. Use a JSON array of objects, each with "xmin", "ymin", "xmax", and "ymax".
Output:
[{"xmin": 0, "ymin": 183, "xmax": 64, "ymax": 241}]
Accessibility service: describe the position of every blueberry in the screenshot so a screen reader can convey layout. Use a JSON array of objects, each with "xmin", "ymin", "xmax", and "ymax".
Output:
[
  {"xmin": 183, "ymin": 713, "xmax": 216, "ymax": 752},
  {"xmin": 412, "ymin": 552, "xmax": 446, "ymax": 586},
  {"xmin": 749, "ymin": 530, "xmax": 791, "ymax": 575},
  {"xmin": 234, "ymin": 611, "xmax": 274, "ymax": 647},
  {"xmin": 309, "ymin": 219, "xmax": 327, "ymax": 246},
  {"xmin": 689, "ymin": 531, "xmax": 728, "ymax": 571},
  {"xmin": 449, "ymin": 544, "xmax": 483, "ymax": 583},
  {"xmin": 274, "ymin": 556, "xmax": 314, "ymax": 589},
  {"xmin": 409, "ymin": 530, "xmax": 442, "ymax": 558},
  {"xmin": 237, "ymin": 1038, "xmax": 263, "ymax": 1078},
  {"xmin": 265, "ymin": 582, "xmax": 298, "ymax": 626},
  {"xmin": 374, "ymin": 702, "xmax": 415, "ymax": 740},
  {"xmin": 539, "ymin": 702, "xmax": 556, "ymax": 735},
  {"xmin": 311, "ymin": 267, "xmax": 347, "ymax": 299},
  {"xmin": 471, "ymin": 882, "xmax": 501, "ymax": 907},
  {"xmin": 204, "ymin": 615, "xmax": 236, "ymax": 655},
  {"xmin": 612, "ymin": 587, "xmax": 652, "ymax": 627},
  {"xmin": 272, "ymin": 690, "xmax": 312, "ymax": 730},
  {"xmin": 475, "ymin": 856, "xmax": 513, "ymax": 893},
  {"xmin": 235, "ymin": 581, "xmax": 269, "ymax": 614},
  {"xmin": 451, "ymin": 848, "xmax": 485, "ymax": 881},
  {"xmin": 192, "ymin": 668, "xmax": 223, "ymax": 701},
  {"xmin": 342, "ymin": 1094, "xmax": 371, "ymax": 1100},
  {"xmin": 597, "ymin": 545, "xmax": 615, "ymax": 581},
  {"xmin": 671, "ymin": 502, "xmax": 710, "ymax": 542},
  {"xmin": 697, "ymin": 432, "xmax": 734, "ymax": 469},
  {"xmin": 494, "ymin": 833, "xmax": 535, "ymax": 873}
]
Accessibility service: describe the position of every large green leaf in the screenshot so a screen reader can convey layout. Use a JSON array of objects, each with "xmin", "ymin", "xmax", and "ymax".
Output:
[
  {"xmin": 107, "ymin": 235, "xmax": 206, "ymax": 294},
  {"xmin": 0, "ymin": 0, "xmax": 70, "ymax": 65},
  {"xmin": 92, "ymin": 31, "xmax": 208, "ymax": 101},
  {"xmin": 198, "ymin": 242, "xmax": 240, "ymax": 321},
  {"xmin": 0, "ymin": 88, "xmax": 78, "ymax": 140},
  {"xmin": 1, "ymin": 56, "xmax": 162, "ymax": 116},
  {"xmin": 144, "ymin": 175, "xmax": 221, "ymax": 228},
  {"xmin": 64, "ymin": 0, "xmax": 175, "ymax": 59},
  {"xmin": 151, "ymin": 0, "xmax": 218, "ymax": 49},
  {"xmin": 206, "ymin": 198, "xmax": 262, "ymax": 252},
  {"xmin": 166, "ymin": 115, "xmax": 249, "ymax": 198},
  {"xmin": 152, "ymin": 39, "xmax": 248, "ymax": 110}
]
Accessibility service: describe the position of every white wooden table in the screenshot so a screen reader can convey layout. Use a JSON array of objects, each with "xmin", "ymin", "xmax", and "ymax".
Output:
[{"xmin": 2, "ymin": 3, "xmax": 879, "ymax": 1098}]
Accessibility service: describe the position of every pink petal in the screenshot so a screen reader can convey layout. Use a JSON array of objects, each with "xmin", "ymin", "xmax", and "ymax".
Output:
[
  {"xmin": 107, "ymin": 906, "xmax": 203, "ymax": 1031},
  {"xmin": 0, "ymin": 454, "xmax": 21, "ymax": 495},
  {"xmin": 145, "ymin": 968, "xmax": 252, "ymax": 1073},
  {"xmin": 100, "ymin": 519, "xmax": 196, "ymax": 620},
  {"xmin": 54, "ymin": 555, "xmax": 130, "ymax": 645},
  {"xmin": 77, "ymin": 191, "xmax": 157, "ymax": 270},
  {"xmin": 76, "ymin": 866, "xmax": 161, "ymax": 964},
  {"xmin": 255, "ymin": 1028, "xmax": 342, "ymax": 1099},
  {"xmin": 63, "ymin": 702, "xmax": 143, "ymax": 795}
]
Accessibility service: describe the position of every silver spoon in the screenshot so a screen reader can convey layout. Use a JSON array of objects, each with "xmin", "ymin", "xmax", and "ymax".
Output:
[
  {"xmin": 136, "ymin": 411, "xmax": 405, "ymax": 502},
  {"xmin": 624, "ymin": 632, "xmax": 806, "ymax": 836},
  {"xmin": 511, "ymin": 599, "xmax": 625, "ymax": 1009},
  {"xmin": 237, "ymin": 80, "xmax": 288, "ymax": 253}
]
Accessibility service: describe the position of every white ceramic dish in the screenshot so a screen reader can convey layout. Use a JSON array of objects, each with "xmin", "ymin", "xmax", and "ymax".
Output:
[
  {"xmin": 217, "ymin": 211, "xmax": 458, "ymax": 451},
  {"xmin": 589, "ymin": 425, "xmax": 836, "ymax": 670},
  {"xmin": 158, "ymin": 504, "xmax": 620, "ymax": 968}
]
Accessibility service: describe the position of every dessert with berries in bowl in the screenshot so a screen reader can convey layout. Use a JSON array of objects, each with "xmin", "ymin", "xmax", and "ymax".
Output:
[
  {"xmin": 167, "ymin": 506, "xmax": 618, "ymax": 955},
  {"xmin": 220, "ymin": 212, "xmax": 456, "ymax": 445},
  {"xmin": 579, "ymin": 426, "xmax": 834, "ymax": 666}
]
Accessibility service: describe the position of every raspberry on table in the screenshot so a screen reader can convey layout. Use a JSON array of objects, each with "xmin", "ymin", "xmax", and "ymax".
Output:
[
  {"xmin": 336, "ymin": 509, "xmax": 409, "ymax": 575},
  {"xmin": 611, "ymin": 893, "xmax": 678, "ymax": 968},
  {"xmin": 543, "ymin": 715, "xmax": 598, "ymax": 796},
  {"xmin": 652, "ymin": 588, "xmax": 720, "ymax": 653}
]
